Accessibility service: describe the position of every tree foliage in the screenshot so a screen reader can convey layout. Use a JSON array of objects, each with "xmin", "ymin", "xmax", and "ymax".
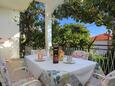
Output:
[
  {"xmin": 52, "ymin": 22, "xmax": 91, "ymax": 48},
  {"xmin": 53, "ymin": 0, "xmax": 115, "ymax": 28},
  {"xmin": 20, "ymin": 1, "xmax": 45, "ymax": 57},
  {"xmin": 53, "ymin": 0, "xmax": 115, "ymax": 51}
]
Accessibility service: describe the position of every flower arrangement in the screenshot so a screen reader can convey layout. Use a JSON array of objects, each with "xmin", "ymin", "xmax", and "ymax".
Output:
[{"xmin": 58, "ymin": 49, "xmax": 64, "ymax": 61}]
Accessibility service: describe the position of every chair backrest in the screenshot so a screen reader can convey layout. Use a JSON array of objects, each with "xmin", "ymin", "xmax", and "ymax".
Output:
[
  {"xmin": 107, "ymin": 70, "xmax": 115, "ymax": 77},
  {"xmin": 102, "ymin": 70, "xmax": 115, "ymax": 86},
  {"xmin": 71, "ymin": 50, "xmax": 89, "ymax": 60},
  {"xmin": 0, "ymin": 58, "xmax": 11, "ymax": 86}
]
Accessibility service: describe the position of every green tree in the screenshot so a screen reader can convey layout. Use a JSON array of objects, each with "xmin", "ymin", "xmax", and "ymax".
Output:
[
  {"xmin": 53, "ymin": 0, "xmax": 115, "ymax": 49},
  {"xmin": 52, "ymin": 23, "xmax": 91, "ymax": 49},
  {"xmin": 52, "ymin": 20, "xmax": 61, "ymax": 44},
  {"xmin": 20, "ymin": 1, "xmax": 45, "ymax": 57}
]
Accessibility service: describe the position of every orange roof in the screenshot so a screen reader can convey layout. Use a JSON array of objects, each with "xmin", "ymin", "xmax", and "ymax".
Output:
[{"xmin": 91, "ymin": 33, "xmax": 112, "ymax": 41}]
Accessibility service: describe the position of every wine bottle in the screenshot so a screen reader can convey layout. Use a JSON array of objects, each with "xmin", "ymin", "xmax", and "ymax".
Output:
[{"xmin": 53, "ymin": 45, "xmax": 59, "ymax": 63}]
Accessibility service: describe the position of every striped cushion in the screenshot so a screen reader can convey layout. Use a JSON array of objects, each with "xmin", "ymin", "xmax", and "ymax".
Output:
[
  {"xmin": 0, "ymin": 58, "xmax": 11, "ymax": 86},
  {"xmin": 71, "ymin": 50, "xmax": 89, "ymax": 60}
]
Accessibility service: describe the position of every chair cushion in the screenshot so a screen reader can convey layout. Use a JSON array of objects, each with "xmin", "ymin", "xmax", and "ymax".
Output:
[
  {"xmin": 71, "ymin": 50, "xmax": 89, "ymax": 60},
  {"xmin": 102, "ymin": 76, "xmax": 115, "ymax": 86},
  {"xmin": 107, "ymin": 70, "xmax": 115, "ymax": 77},
  {"xmin": 0, "ymin": 58, "xmax": 11, "ymax": 86}
]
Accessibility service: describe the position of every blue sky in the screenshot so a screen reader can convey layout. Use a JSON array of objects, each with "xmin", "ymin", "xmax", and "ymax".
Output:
[{"xmin": 58, "ymin": 18, "xmax": 107, "ymax": 37}]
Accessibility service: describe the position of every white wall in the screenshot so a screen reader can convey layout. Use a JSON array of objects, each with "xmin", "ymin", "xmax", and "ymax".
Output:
[
  {"xmin": 93, "ymin": 40, "xmax": 112, "ymax": 55},
  {"xmin": 94, "ymin": 40, "xmax": 112, "ymax": 49},
  {"xmin": 0, "ymin": 8, "xmax": 19, "ymax": 37},
  {"xmin": 0, "ymin": 8, "xmax": 20, "ymax": 59}
]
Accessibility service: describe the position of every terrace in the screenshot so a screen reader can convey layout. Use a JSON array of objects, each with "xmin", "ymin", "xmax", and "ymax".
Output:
[{"xmin": 0, "ymin": 0, "xmax": 115, "ymax": 86}]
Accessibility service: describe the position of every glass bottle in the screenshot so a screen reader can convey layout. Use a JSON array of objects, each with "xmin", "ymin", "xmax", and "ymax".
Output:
[{"xmin": 53, "ymin": 45, "xmax": 59, "ymax": 63}]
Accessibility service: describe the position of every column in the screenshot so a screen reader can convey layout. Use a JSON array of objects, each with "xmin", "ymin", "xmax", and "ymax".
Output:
[{"xmin": 45, "ymin": 2, "xmax": 52, "ymax": 55}]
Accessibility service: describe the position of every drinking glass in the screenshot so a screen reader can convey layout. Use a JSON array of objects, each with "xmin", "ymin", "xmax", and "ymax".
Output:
[{"xmin": 66, "ymin": 48, "xmax": 72, "ymax": 63}]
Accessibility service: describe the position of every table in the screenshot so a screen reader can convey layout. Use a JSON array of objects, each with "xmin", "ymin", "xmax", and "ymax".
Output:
[{"xmin": 25, "ymin": 55, "xmax": 97, "ymax": 86}]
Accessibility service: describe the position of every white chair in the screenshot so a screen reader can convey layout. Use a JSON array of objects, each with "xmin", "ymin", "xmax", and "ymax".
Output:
[
  {"xmin": 71, "ymin": 50, "xmax": 89, "ymax": 60},
  {"xmin": 86, "ymin": 70, "xmax": 115, "ymax": 86},
  {"xmin": 0, "ymin": 58, "xmax": 41, "ymax": 86}
]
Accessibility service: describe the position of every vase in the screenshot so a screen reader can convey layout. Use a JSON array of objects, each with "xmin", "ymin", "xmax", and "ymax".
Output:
[{"xmin": 59, "ymin": 50, "xmax": 64, "ymax": 61}]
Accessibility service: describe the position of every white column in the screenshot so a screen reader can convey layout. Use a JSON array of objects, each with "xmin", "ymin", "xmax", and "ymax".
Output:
[
  {"xmin": 45, "ymin": 3, "xmax": 52, "ymax": 53},
  {"xmin": 45, "ymin": 0, "xmax": 64, "ymax": 55}
]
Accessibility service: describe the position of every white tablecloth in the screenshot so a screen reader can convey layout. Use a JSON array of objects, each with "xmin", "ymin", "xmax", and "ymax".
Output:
[{"xmin": 25, "ymin": 55, "xmax": 96, "ymax": 86}]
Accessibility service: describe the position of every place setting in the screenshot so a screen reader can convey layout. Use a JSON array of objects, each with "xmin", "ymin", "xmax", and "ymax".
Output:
[{"xmin": 63, "ymin": 55, "xmax": 75, "ymax": 64}]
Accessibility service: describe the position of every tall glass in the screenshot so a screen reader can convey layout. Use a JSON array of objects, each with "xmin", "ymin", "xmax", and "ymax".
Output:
[{"xmin": 66, "ymin": 48, "xmax": 72, "ymax": 63}]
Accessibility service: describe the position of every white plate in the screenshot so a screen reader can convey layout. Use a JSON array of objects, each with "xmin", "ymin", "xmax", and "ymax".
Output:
[{"xmin": 63, "ymin": 60, "xmax": 75, "ymax": 64}]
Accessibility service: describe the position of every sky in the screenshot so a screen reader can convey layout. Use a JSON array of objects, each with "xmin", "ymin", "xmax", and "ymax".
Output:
[{"xmin": 58, "ymin": 18, "xmax": 107, "ymax": 37}]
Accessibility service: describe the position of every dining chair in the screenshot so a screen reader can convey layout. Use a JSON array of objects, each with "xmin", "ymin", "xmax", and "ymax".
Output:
[
  {"xmin": 86, "ymin": 70, "xmax": 115, "ymax": 86},
  {"xmin": 0, "ymin": 57, "xmax": 42, "ymax": 86},
  {"xmin": 71, "ymin": 50, "xmax": 89, "ymax": 60}
]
